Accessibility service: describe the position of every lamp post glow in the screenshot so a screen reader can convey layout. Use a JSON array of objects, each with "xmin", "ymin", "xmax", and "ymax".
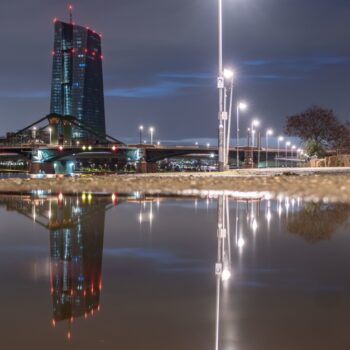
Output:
[
  {"xmin": 277, "ymin": 136, "xmax": 284, "ymax": 167},
  {"xmin": 49, "ymin": 127, "xmax": 52, "ymax": 145},
  {"xmin": 236, "ymin": 102, "xmax": 247, "ymax": 168},
  {"xmin": 139, "ymin": 125, "xmax": 143, "ymax": 145},
  {"xmin": 265, "ymin": 129, "xmax": 273, "ymax": 168},
  {"xmin": 149, "ymin": 127, "xmax": 154, "ymax": 145}
]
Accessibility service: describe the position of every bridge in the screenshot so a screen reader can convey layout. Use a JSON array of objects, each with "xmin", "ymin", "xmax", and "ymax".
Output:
[{"xmin": 0, "ymin": 113, "xmax": 303, "ymax": 174}]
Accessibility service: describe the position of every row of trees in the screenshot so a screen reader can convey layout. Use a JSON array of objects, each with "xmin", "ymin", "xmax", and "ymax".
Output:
[{"xmin": 285, "ymin": 106, "xmax": 350, "ymax": 157}]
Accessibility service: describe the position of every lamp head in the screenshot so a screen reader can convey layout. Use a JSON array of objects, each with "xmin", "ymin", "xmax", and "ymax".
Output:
[
  {"xmin": 238, "ymin": 102, "xmax": 248, "ymax": 111},
  {"xmin": 223, "ymin": 68, "xmax": 234, "ymax": 79}
]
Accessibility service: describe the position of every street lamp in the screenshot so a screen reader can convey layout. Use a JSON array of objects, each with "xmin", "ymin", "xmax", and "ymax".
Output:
[
  {"xmin": 265, "ymin": 129, "xmax": 273, "ymax": 168},
  {"xmin": 217, "ymin": 0, "xmax": 225, "ymax": 172},
  {"xmin": 277, "ymin": 136, "xmax": 284, "ymax": 167},
  {"xmin": 236, "ymin": 102, "xmax": 247, "ymax": 168},
  {"xmin": 48, "ymin": 127, "xmax": 52, "ymax": 145},
  {"xmin": 207, "ymin": 143, "xmax": 211, "ymax": 149},
  {"xmin": 149, "ymin": 127, "xmax": 154, "ymax": 145},
  {"xmin": 285, "ymin": 141, "xmax": 291, "ymax": 167},
  {"xmin": 251, "ymin": 119, "xmax": 260, "ymax": 147},
  {"xmin": 139, "ymin": 125, "xmax": 143, "ymax": 145},
  {"xmin": 291, "ymin": 145, "xmax": 296, "ymax": 165},
  {"xmin": 224, "ymin": 68, "xmax": 234, "ymax": 169}
]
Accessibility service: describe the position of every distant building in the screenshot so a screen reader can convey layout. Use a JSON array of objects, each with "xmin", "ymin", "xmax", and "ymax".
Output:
[{"xmin": 50, "ymin": 20, "xmax": 106, "ymax": 140}]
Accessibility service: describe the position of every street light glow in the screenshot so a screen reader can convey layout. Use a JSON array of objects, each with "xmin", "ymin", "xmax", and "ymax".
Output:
[
  {"xmin": 221, "ymin": 268, "xmax": 231, "ymax": 281},
  {"xmin": 238, "ymin": 102, "xmax": 248, "ymax": 110},
  {"xmin": 223, "ymin": 68, "xmax": 234, "ymax": 79},
  {"xmin": 267, "ymin": 129, "xmax": 274, "ymax": 136},
  {"xmin": 252, "ymin": 119, "xmax": 260, "ymax": 127}
]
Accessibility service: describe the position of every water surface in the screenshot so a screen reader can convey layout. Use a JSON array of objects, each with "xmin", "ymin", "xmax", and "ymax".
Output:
[{"xmin": 0, "ymin": 193, "xmax": 349, "ymax": 349}]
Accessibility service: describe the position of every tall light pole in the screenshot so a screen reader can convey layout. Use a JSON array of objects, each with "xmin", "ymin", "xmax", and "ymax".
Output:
[
  {"xmin": 224, "ymin": 68, "xmax": 234, "ymax": 169},
  {"xmin": 285, "ymin": 141, "xmax": 291, "ymax": 167},
  {"xmin": 236, "ymin": 102, "xmax": 247, "ymax": 168},
  {"xmin": 251, "ymin": 119, "xmax": 260, "ymax": 147},
  {"xmin": 49, "ymin": 127, "xmax": 52, "ymax": 145},
  {"xmin": 149, "ymin": 127, "xmax": 154, "ymax": 145},
  {"xmin": 265, "ymin": 129, "xmax": 273, "ymax": 168},
  {"xmin": 291, "ymin": 145, "xmax": 296, "ymax": 166},
  {"xmin": 139, "ymin": 125, "xmax": 143, "ymax": 145},
  {"xmin": 277, "ymin": 136, "xmax": 284, "ymax": 167},
  {"xmin": 217, "ymin": 0, "xmax": 225, "ymax": 172}
]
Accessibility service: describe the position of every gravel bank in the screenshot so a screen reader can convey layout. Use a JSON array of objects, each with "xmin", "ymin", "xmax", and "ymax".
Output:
[{"xmin": 1, "ymin": 168, "xmax": 350, "ymax": 202}]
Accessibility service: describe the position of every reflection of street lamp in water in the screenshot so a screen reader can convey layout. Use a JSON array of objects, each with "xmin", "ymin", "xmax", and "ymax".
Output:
[{"xmin": 214, "ymin": 195, "xmax": 232, "ymax": 350}]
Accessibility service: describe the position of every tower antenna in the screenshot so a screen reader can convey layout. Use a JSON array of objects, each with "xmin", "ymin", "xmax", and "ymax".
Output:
[{"xmin": 68, "ymin": 4, "xmax": 73, "ymax": 24}]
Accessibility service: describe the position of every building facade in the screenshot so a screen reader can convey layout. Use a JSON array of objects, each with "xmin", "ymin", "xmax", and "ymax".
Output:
[{"xmin": 50, "ymin": 20, "xmax": 106, "ymax": 140}]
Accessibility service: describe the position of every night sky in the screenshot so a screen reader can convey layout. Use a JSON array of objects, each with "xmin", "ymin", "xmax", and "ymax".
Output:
[{"xmin": 0, "ymin": 0, "xmax": 349, "ymax": 145}]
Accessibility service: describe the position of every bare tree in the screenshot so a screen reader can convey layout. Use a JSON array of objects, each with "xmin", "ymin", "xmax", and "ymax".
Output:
[{"xmin": 285, "ymin": 106, "xmax": 350, "ymax": 156}]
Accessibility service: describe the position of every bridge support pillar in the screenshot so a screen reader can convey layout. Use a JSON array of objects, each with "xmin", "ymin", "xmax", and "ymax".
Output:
[
  {"xmin": 29, "ymin": 162, "xmax": 55, "ymax": 174},
  {"xmin": 243, "ymin": 150, "xmax": 255, "ymax": 168},
  {"xmin": 136, "ymin": 160, "xmax": 158, "ymax": 173},
  {"xmin": 63, "ymin": 120, "xmax": 72, "ymax": 146},
  {"xmin": 48, "ymin": 116, "xmax": 60, "ymax": 145}
]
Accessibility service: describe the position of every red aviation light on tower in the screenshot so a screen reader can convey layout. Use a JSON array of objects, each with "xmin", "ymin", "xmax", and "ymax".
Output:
[
  {"xmin": 53, "ymin": 17, "xmax": 58, "ymax": 24},
  {"xmin": 68, "ymin": 4, "xmax": 73, "ymax": 24}
]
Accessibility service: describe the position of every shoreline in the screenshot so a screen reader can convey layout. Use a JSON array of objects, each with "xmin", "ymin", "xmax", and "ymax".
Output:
[{"xmin": 0, "ymin": 167, "xmax": 350, "ymax": 202}]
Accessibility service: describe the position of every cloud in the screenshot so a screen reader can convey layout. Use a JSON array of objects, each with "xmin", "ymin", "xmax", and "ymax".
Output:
[
  {"xmin": 106, "ymin": 72, "xmax": 211, "ymax": 98},
  {"xmin": 156, "ymin": 72, "xmax": 213, "ymax": 79},
  {"xmin": 244, "ymin": 74, "xmax": 304, "ymax": 81},
  {"xmin": 241, "ymin": 55, "xmax": 347, "ymax": 82},
  {"xmin": 243, "ymin": 55, "xmax": 347, "ymax": 70}
]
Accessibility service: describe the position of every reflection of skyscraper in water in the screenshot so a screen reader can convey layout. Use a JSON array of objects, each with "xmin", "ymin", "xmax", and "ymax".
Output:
[{"xmin": 49, "ymin": 197, "xmax": 105, "ymax": 336}]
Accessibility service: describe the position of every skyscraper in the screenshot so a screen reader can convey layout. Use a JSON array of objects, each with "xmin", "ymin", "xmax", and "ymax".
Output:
[{"xmin": 50, "ymin": 19, "xmax": 106, "ymax": 140}]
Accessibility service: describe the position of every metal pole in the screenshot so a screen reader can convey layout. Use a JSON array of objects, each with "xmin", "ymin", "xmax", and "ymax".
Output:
[
  {"xmin": 285, "ymin": 145, "xmax": 288, "ymax": 167},
  {"xmin": 236, "ymin": 105, "xmax": 240, "ymax": 168},
  {"xmin": 226, "ymin": 81, "xmax": 234, "ymax": 168},
  {"xmin": 266, "ymin": 133, "xmax": 268, "ymax": 168},
  {"xmin": 277, "ymin": 140, "xmax": 280, "ymax": 168},
  {"xmin": 257, "ymin": 132, "xmax": 261, "ymax": 168},
  {"xmin": 139, "ymin": 129, "xmax": 142, "ymax": 145},
  {"xmin": 223, "ymin": 87, "xmax": 227, "ymax": 167},
  {"xmin": 218, "ymin": 0, "xmax": 225, "ymax": 172}
]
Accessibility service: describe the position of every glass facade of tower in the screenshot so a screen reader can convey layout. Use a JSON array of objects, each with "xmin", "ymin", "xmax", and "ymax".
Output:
[{"xmin": 50, "ymin": 21, "xmax": 106, "ymax": 140}]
